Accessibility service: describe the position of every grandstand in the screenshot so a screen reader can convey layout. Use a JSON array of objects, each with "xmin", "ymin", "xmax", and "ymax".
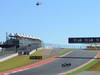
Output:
[{"xmin": 0, "ymin": 33, "xmax": 42, "ymax": 55}]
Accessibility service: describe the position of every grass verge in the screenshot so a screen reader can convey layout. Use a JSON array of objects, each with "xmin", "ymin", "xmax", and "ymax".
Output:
[
  {"xmin": 66, "ymin": 59, "xmax": 99, "ymax": 75},
  {"xmin": 87, "ymin": 59, "xmax": 100, "ymax": 71}
]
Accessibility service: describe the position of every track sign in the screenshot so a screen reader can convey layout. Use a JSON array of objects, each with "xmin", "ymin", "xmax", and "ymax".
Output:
[{"xmin": 68, "ymin": 37, "xmax": 100, "ymax": 43}]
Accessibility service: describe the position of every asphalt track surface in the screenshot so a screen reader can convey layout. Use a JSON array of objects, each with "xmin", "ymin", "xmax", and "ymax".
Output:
[{"xmin": 10, "ymin": 50, "xmax": 99, "ymax": 75}]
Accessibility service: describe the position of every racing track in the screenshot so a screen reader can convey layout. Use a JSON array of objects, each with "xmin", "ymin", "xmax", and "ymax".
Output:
[{"xmin": 10, "ymin": 50, "xmax": 99, "ymax": 75}]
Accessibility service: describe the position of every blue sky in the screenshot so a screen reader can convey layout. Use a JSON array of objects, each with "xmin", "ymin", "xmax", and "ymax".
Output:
[{"xmin": 0, "ymin": 0, "xmax": 100, "ymax": 44}]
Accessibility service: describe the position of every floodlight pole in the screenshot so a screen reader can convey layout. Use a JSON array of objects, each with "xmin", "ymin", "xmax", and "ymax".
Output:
[{"xmin": 6, "ymin": 32, "xmax": 9, "ymax": 41}]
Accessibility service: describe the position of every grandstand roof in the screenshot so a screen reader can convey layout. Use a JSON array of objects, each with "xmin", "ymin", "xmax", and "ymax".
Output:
[{"xmin": 9, "ymin": 33, "xmax": 41, "ymax": 41}]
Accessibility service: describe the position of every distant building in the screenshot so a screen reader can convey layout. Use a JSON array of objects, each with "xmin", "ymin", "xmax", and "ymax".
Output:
[{"xmin": 0, "ymin": 33, "xmax": 42, "ymax": 52}]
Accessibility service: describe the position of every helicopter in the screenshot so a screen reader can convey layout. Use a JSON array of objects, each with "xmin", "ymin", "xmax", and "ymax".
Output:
[
  {"xmin": 36, "ymin": 2, "xmax": 42, "ymax": 6},
  {"xmin": 32, "ymin": 1, "xmax": 42, "ymax": 6}
]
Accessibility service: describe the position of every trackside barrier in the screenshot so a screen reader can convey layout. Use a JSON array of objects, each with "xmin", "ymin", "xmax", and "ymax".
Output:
[
  {"xmin": 0, "ymin": 53, "xmax": 18, "ymax": 62},
  {"xmin": 29, "ymin": 49, "xmax": 36, "ymax": 55},
  {"xmin": 0, "ymin": 50, "xmax": 34, "ymax": 62}
]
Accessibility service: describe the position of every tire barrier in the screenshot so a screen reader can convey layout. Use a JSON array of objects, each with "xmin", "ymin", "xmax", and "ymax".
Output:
[
  {"xmin": 29, "ymin": 56, "xmax": 42, "ymax": 60},
  {"xmin": 87, "ymin": 46, "xmax": 100, "ymax": 50}
]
